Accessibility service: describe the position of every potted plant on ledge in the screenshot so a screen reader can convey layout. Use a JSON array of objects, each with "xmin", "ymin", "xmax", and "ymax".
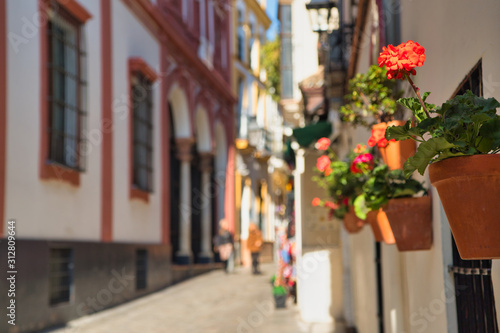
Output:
[
  {"xmin": 354, "ymin": 165, "xmax": 431, "ymax": 250},
  {"xmin": 312, "ymin": 140, "xmax": 376, "ymax": 234},
  {"xmin": 381, "ymin": 40, "xmax": 500, "ymax": 259},
  {"xmin": 340, "ymin": 65, "xmax": 415, "ymax": 170}
]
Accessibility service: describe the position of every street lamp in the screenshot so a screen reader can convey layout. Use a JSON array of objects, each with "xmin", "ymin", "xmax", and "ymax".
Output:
[{"xmin": 305, "ymin": 0, "xmax": 338, "ymax": 34}]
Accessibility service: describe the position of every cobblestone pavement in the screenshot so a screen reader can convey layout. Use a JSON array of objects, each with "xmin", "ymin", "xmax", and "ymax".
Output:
[{"xmin": 43, "ymin": 263, "xmax": 342, "ymax": 333}]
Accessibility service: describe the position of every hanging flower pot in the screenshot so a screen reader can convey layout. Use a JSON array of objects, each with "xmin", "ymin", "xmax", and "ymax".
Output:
[
  {"xmin": 343, "ymin": 207, "xmax": 365, "ymax": 233},
  {"xmin": 371, "ymin": 121, "xmax": 416, "ymax": 170},
  {"xmin": 368, "ymin": 209, "xmax": 395, "ymax": 244},
  {"xmin": 343, "ymin": 206, "xmax": 377, "ymax": 234},
  {"xmin": 429, "ymin": 154, "xmax": 500, "ymax": 259},
  {"xmin": 383, "ymin": 196, "xmax": 432, "ymax": 251}
]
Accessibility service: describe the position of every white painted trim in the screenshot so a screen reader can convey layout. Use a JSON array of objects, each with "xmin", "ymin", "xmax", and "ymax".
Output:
[
  {"xmin": 195, "ymin": 106, "xmax": 212, "ymax": 152},
  {"xmin": 167, "ymin": 83, "xmax": 191, "ymax": 138}
]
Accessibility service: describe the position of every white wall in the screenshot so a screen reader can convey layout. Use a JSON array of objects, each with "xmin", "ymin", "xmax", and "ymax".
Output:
[
  {"xmin": 295, "ymin": 149, "xmax": 344, "ymax": 324},
  {"xmin": 344, "ymin": 1, "xmax": 500, "ymax": 332},
  {"xmin": 348, "ymin": 228, "xmax": 379, "ymax": 333},
  {"xmin": 111, "ymin": 0, "xmax": 162, "ymax": 243},
  {"xmin": 291, "ymin": 0, "xmax": 319, "ymax": 100},
  {"xmin": 5, "ymin": 0, "xmax": 102, "ymax": 240},
  {"xmin": 400, "ymin": 0, "xmax": 500, "ymax": 330}
]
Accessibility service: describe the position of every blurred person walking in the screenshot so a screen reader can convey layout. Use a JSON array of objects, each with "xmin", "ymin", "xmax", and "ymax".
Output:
[
  {"xmin": 214, "ymin": 219, "xmax": 234, "ymax": 273},
  {"xmin": 247, "ymin": 223, "xmax": 263, "ymax": 275}
]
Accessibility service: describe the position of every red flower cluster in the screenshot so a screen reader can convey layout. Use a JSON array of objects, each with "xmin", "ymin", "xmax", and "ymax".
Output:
[
  {"xmin": 368, "ymin": 127, "xmax": 395, "ymax": 148},
  {"xmin": 316, "ymin": 155, "xmax": 331, "ymax": 172},
  {"xmin": 316, "ymin": 137, "xmax": 331, "ymax": 151},
  {"xmin": 350, "ymin": 153, "xmax": 374, "ymax": 174},
  {"xmin": 324, "ymin": 201, "xmax": 338, "ymax": 210},
  {"xmin": 378, "ymin": 40, "xmax": 426, "ymax": 80}
]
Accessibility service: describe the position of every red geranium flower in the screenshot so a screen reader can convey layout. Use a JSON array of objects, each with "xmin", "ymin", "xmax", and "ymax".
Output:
[
  {"xmin": 312, "ymin": 197, "xmax": 322, "ymax": 206},
  {"xmin": 378, "ymin": 40, "xmax": 426, "ymax": 80},
  {"xmin": 354, "ymin": 144, "xmax": 367, "ymax": 154},
  {"xmin": 316, "ymin": 137, "xmax": 331, "ymax": 150},
  {"xmin": 324, "ymin": 201, "xmax": 339, "ymax": 210},
  {"xmin": 316, "ymin": 155, "xmax": 331, "ymax": 172},
  {"xmin": 350, "ymin": 153, "xmax": 374, "ymax": 174},
  {"xmin": 324, "ymin": 167, "xmax": 333, "ymax": 176},
  {"xmin": 368, "ymin": 127, "xmax": 395, "ymax": 148}
]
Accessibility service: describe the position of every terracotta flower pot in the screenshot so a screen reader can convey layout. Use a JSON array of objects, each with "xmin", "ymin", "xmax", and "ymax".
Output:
[
  {"xmin": 375, "ymin": 121, "xmax": 416, "ymax": 170},
  {"xmin": 383, "ymin": 196, "xmax": 432, "ymax": 251},
  {"xmin": 368, "ymin": 209, "xmax": 395, "ymax": 244},
  {"xmin": 343, "ymin": 207, "xmax": 378, "ymax": 234},
  {"xmin": 343, "ymin": 206, "xmax": 367, "ymax": 233},
  {"xmin": 429, "ymin": 154, "xmax": 500, "ymax": 259}
]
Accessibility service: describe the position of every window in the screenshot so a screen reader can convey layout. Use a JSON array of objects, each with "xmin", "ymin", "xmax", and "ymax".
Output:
[
  {"xmin": 237, "ymin": 10, "xmax": 245, "ymax": 61},
  {"xmin": 248, "ymin": 22, "xmax": 255, "ymax": 68},
  {"xmin": 136, "ymin": 249, "xmax": 148, "ymax": 290},
  {"xmin": 40, "ymin": 0, "xmax": 91, "ymax": 186},
  {"xmin": 237, "ymin": 77, "xmax": 248, "ymax": 139},
  {"xmin": 129, "ymin": 58, "xmax": 157, "ymax": 199},
  {"xmin": 280, "ymin": 5, "xmax": 294, "ymax": 99},
  {"xmin": 47, "ymin": 6, "xmax": 87, "ymax": 171},
  {"xmin": 49, "ymin": 248, "xmax": 73, "ymax": 305},
  {"xmin": 132, "ymin": 73, "xmax": 153, "ymax": 192}
]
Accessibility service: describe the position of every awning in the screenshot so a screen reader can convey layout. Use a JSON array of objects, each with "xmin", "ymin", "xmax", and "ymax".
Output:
[{"xmin": 292, "ymin": 121, "xmax": 332, "ymax": 148}]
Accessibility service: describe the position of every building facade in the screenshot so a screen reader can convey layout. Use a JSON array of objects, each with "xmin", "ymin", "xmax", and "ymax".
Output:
[
  {"xmin": 0, "ymin": 0, "xmax": 235, "ymax": 331},
  {"xmin": 292, "ymin": 0, "xmax": 500, "ymax": 332},
  {"xmin": 232, "ymin": 0, "xmax": 285, "ymax": 266},
  {"xmin": 341, "ymin": 1, "xmax": 500, "ymax": 332},
  {"xmin": 278, "ymin": 0, "xmax": 347, "ymax": 326}
]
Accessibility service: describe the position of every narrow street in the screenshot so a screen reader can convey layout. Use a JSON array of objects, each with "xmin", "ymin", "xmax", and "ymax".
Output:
[{"xmin": 42, "ymin": 263, "xmax": 343, "ymax": 333}]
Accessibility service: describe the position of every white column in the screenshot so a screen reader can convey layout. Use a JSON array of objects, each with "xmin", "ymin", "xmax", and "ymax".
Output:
[
  {"xmin": 176, "ymin": 138, "xmax": 194, "ymax": 264},
  {"xmin": 198, "ymin": 153, "xmax": 213, "ymax": 263}
]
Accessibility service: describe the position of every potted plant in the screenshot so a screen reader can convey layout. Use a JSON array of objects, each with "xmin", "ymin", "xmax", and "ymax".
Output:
[
  {"xmin": 270, "ymin": 274, "xmax": 288, "ymax": 308},
  {"xmin": 340, "ymin": 65, "xmax": 415, "ymax": 170},
  {"xmin": 382, "ymin": 40, "xmax": 500, "ymax": 259},
  {"xmin": 312, "ymin": 140, "xmax": 376, "ymax": 233},
  {"xmin": 354, "ymin": 165, "xmax": 431, "ymax": 250}
]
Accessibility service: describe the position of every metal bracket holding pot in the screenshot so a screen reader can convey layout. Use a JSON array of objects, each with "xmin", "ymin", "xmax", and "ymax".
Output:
[{"xmin": 448, "ymin": 265, "xmax": 491, "ymax": 276}]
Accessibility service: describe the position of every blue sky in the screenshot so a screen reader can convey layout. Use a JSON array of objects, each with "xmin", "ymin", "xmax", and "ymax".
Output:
[{"xmin": 265, "ymin": 0, "xmax": 280, "ymax": 41}]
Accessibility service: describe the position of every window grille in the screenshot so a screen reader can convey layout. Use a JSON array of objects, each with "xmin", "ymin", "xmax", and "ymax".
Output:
[
  {"xmin": 132, "ymin": 74, "xmax": 154, "ymax": 192},
  {"xmin": 136, "ymin": 249, "xmax": 148, "ymax": 290},
  {"xmin": 49, "ymin": 248, "xmax": 73, "ymax": 305},
  {"xmin": 47, "ymin": 6, "xmax": 87, "ymax": 171}
]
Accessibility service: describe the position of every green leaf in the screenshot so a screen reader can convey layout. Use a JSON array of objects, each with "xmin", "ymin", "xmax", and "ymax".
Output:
[
  {"xmin": 403, "ymin": 137, "xmax": 458, "ymax": 177},
  {"xmin": 397, "ymin": 97, "xmax": 421, "ymax": 113},
  {"xmin": 385, "ymin": 123, "xmax": 412, "ymax": 141},
  {"xmin": 392, "ymin": 188, "xmax": 419, "ymax": 198},
  {"xmin": 471, "ymin": 113, "xmax": 493, "ymax": 124},
  {"xmin": 417, "ymin": 117, "xmax": 440, "ymax": 132},
  {"xmin": 353, "ymin": 195, "xmax": 369, "ymax": 220},
  {"xmin": 479, "ymin": 117, "xmax": 500, "ymax": 151},
  {"xmin": 480, "ymin": 96, "xmax": 500, "ymax": 112},
  {"xmin": 432, "ymin": 149, "xmax": 466, "ymax": 163}
]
